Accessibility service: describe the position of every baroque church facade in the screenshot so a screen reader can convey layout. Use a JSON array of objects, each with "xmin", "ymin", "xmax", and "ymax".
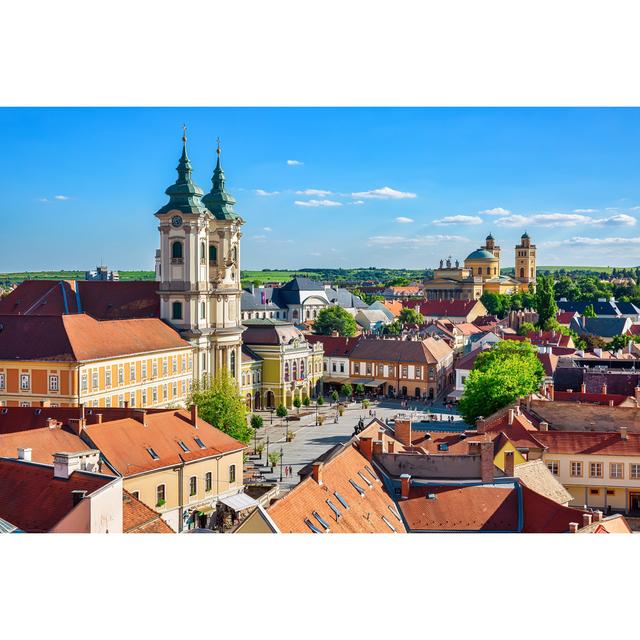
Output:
[
  {"xmin": 423, "ymin": 232, "xmax": 536, "ymax": 300},
  {"xmin": 154, "ymin": 133, "xmax": 244, "ymax": 385}
]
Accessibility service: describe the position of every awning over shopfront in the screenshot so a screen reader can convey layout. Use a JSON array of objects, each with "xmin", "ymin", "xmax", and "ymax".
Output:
[
  {"xmin": 447, "ymin": 389, "xmax": 463, "ymax": 400},
  {"xmin": 350, "ymin": 378, "xmax": 381, "ymax": 388},
  {"xmin": 219, "ymin": 492, "xmax": 259, "ymax": 512}
]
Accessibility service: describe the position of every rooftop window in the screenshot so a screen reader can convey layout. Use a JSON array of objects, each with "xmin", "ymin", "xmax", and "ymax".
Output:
[
  {"xmin": 388, "ymin": 504, "xmax": 402, "ymax": 521},
  {"xmin": 146, "ymin": 447, "xmax": 160, "ymax": 460},
  {"xmin": 177, "ymin": 440, "xmax": 190, "ymax": 452},
  {"xmin": 381, "ymin": 516, "xmax": 396, "ymax": 532},
  {"xmin": 364, "ymin": 465, "xmax": 378, "ymax": 481},
  {"xmin": 334, "ymin": 491, "xmax": 349, "ymax": 509},
  {"xmin": 357, "ymin": 471, "xmax": 373, "ymax": 488},
  {"xmin": 438, "ymin": 443, "xmax": 449, "ymax": 452},
  {"xmin": 312, "ymin": 511, "xmax": 330, "ymax": 531},
  {"xmin": 349, "ymin": 479, "xmax": 366, "ymax": 497},
  {"xmin": 326, "ymin": 499, "xmax": 342, "ymax": 519},
  {"xmin": 194, "ymin": 437, "xmax": 206, "ymax": 449},
  {"xmin": 304, "ymin": 518, "xmax": 322, "ymax": 534}
]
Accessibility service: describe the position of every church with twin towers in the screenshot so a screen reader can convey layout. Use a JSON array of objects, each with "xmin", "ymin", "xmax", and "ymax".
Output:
[{"xmin": 154, "ymin": 130, "xmax": 244, "ymax": 384}]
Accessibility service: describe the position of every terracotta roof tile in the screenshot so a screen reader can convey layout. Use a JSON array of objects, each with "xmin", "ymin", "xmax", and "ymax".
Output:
[
  {"xmin": 122, "ymin": 490, "xmax": 174, "ymax": 533},
  {"xmin": 0, "ymin": 458, "xmax": 114, "ymax": 532},
  {"xmin": 349, "ymin": 336, "xmax": 452, "ymax": 364},
  {"xmin": 0, "ymin": 426, "xmax": 90, "ymax": 464},
  {"xmin": 534, "ymin": 431, "xmax": 640, "ymax": 456}
]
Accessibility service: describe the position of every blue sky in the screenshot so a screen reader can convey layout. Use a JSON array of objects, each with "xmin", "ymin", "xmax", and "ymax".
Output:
[{"xmin": 1, "ymin": 107, "xmax": 639, "ymax": 271}]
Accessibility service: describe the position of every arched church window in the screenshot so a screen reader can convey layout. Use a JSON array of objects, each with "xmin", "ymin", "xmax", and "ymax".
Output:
[
  {"xmin": 300, "ymin": 360, "xmax": 305, "ymax": 378},
  {"xmin": 477, "ymin": 267, "xmax": 482, "ymax": 275},
  {"xmin": 171, "ymin": 301, "xmax": 183, "ymax": 320},
  {"xmin": 209, "ymin": 245, "xmax": 217, "ymax": 262},
  {"xmin": 520, "ymin": 267, "xmax": 525, "ymax": 278},
  {"xmin": 284, "ymin": 362, "xmax": 289, "ymax": 382},
  {"xmin": 171, "ymin": 241, "xmax": 183, "ymax": 261},
  {"xmin": 200, "ymin": 301, "xmax": 206, "ymax": 319},
  {"xmin": 231, "ymin": 245, "xmax": 237, "ymax": 262},
  {"xmin": 200, "ymin": 241, "xmax": 206, "ymax": 264},
  {"xmin": 292, "ymin": 362, "xmax": 298, "ymax": 380},
  {"xmin": 486, "ymin": 267, "xmax": 491, "ymax": 275}
]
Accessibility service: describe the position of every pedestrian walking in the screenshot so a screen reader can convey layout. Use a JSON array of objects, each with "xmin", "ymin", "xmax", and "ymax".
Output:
[{"xmin": 289, "ymin": 465, "xmax": 293, "ymax": 476}]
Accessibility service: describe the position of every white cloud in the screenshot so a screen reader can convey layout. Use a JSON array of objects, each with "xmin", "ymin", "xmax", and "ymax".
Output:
[
  {"xmin": 250, "ymin": 235, "xmax": 268, "ymax": 241},
  {"xmin": 294, "ymin": 199, "xmax": 342, "ymax": 207},
  {"xmin": 352, "ymin": 186, "xmax": 417, "ymax": 200},
  {"xmin": 496, "ymin": 213, "xmax": 591, "ymax": 228},
  {"xmin": 255, "ymin": 189, "xmax": 279, "ymax": 196},
  {"xmin": 367, "ymin": 234, "xmax": 467, "ymax": 249},
  {"xmin": 263, "ymin": 226, "xmax": 272, "ymax": 232},
  {"xmin": 573, "ymin": 208, "xmax": 597, "ymax": 213},
  {"xmin": 433, "ymin": 215, "xmax": 483, "ymax": 226},
  {"xmin": 479, "ymin": 207, "xmax": 511, "ymax": 216},
  {"xmin": 295, "ymin": 189, "xmax": 332, "ymax": 196},
  {"xmin": 349, "ymin": 200, "xmax": 365, "ymax": 206},
  {"xmin": 38, "ymin": 197, "xmax": 49, "ymax": 202},
  {"xmin": 544, "ymin": 236, "xmax": 640, "ymax": 248},
  {"xmin": 287, "ymin": 160, "xmax": 303, "ymax": 166},
  {"xmin": 54, "ymin": 195, "xmax": 70, "ymax": 200},
  {"xmin": 395, "ymin": 216, "xmax": 414, "ymax": 224},
  {"xmin": 592, "ymin": 214, "xmax": 636, "ymax": 227}
]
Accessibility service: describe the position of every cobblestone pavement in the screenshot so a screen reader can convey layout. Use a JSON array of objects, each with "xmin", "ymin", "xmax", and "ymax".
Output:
[{"xmin": 244, "ymin": 398, "xmax": 469, "ymax": 492}]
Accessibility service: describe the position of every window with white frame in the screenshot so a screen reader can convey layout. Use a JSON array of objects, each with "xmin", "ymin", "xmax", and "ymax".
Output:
[
  {"xmin": 92, "ymin": 370, "xmax": 98, "ymax": 389},
  {"xmin": 105, "ymin": 398, "xmax": 112, "ymax": 408},
  {"xmin": 156, "ymin": 484, "xmax": 166, "ymax": 506},
  {"xmin": 130, "ymin": 363, "xmax": 136, "ymax": 382},
  {"xmin": 570, "ymin": 461, "xmax": 583, "ymax": 477},
  {"xmin": 118, "ymin": 394, "xmax": 124, "ymax": 407},
  {"xmin": 142, "ymin": 361, "xmax": 148, "ymax": 380},
  {"xmin": 630, "ymin": 463, "xmax": 640, "ymax": 480},
  {"xmin": 19, "ymin": 401, "xmax": 30, "ymax": 407},
  {"xmin": 181, "ymin": 355, "xmax": 186, "ymax": 371},
  {"xmin": 163, "ymin": 384, "xmax": 168, "ymax": 400},
  {"xmin": 20, "ymin": 374, "xmax": 30, "ymax": 390},
  {"xmin": 81, "ymin": 372, "xmax": 88, "ymax": 392},
  {"xmin": 142, "ymin": 389, "xmax": 148, "ymax": 405},
  {"xmin": 162, "ymin": 358, "xmax": 168, "ymax": 376},
  {"xmin": 589, "ymin": 462, "xmax": 603, "ymax": 478},
  {"xmin": 172, "ymin": 382, "xmax": 178, "ymax": 397},
  {"xmin": 546, "ymin": 460, "xmax": 559, "ymax": 476},
  {"xmin": 152, "ymin": 387, "xmax": 158, "ymax": 403},
  {"xmin": 118, "ymin": 365, "xmax": 124, "ymax": 385},
  {"xmin": 172, "ymin": 356, "xmax": 177, "ymax": 373},
  {"xmin": 105, "ymin": 368, "xmax": 112, "ymax": 387},
  {"xmin": 129, "ymin": 391, "xmax": 135, "ymax": 406},
  {"xmin": 189, "ymin": 476, "xmax": 197, "ymax": 496},
  {"xmin": 152, "ymin": 360, "xmax": 158, "ymax": 378},
  {"xmin": 610, "ymin": 462, "xmax": 623, "ymax": 480},
  {"xmin": 0, "ymin": 373, "xmax": 6, "ymax": 390},
  {"xmin": 48, "ymin": 375, "xmax": 59, "ymax": 392},
  {"xmin": 205, "ymin": 472, "xmax": 212, "ymax": 492},
  {"xmin": 181, "ymin": 380, "xmax": 186, "ymax": 395}
]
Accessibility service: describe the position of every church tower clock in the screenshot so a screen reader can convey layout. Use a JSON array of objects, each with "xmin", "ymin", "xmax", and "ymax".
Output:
[{"xmin": 155, "ymin": 130, "xmax": 244, "ymax": 385}]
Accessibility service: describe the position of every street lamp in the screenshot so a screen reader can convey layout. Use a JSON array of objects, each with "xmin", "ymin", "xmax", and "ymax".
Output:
[
  {"xmin": 279, "ymin": 446, "xmax": 284, "ymax": 482},
  {"xmin": 265, "ymin": 435, "xmax": 270, "ymax": 466},
  {"xmin": 270, "ymin": 407, "xmax": 274, "ymax": 424},
  {"xmin": 315, "ymin": 399, "xmax": 319, "ymax": 426}
]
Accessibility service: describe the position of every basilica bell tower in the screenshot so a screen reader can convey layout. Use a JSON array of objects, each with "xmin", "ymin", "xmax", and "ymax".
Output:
[{"xmin": 155, "ymin": 130, "xmax": 244, "ymax": 385}]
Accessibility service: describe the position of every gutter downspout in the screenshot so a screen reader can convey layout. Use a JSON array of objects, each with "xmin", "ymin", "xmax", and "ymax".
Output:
[{"xmin": 177, "ymin": 462, "xmax": 184, "ymax": 533}]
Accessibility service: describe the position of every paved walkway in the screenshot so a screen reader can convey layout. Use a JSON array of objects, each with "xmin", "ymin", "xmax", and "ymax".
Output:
[{"xmin": 245, "ymin": 398, "xmax": 469, "ymax": 492}]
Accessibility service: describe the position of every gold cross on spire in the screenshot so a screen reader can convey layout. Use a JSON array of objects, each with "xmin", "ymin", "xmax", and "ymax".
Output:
[
  {"xmin": 182, "ymin": 123, "xmax": 187, "ymax": 142},
  {"xmin": 216, "ymin": 136, "xmax": 221, "ymax": 155}
]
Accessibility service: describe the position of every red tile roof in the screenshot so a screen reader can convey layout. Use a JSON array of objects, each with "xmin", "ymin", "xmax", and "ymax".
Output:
[
  {"xmin": 0, "ymin": 458, "xmax": 114, "ymax": 532},
  {"xmin": 268, "ymin": 443, "xmax": 406, "ymax": 533},
  {"xmin": 122, "ymin": 490, "xmax": 174, "ymax": 533},
  {"xmin": 83, "ymin": 409, "xmax": 246, "ymax": 476},
  {"xmin": 349, "ymin": 336, "xmax": 453, "ymax": 364},
  {"xmin": 0, "ymin": 313, "xmax": 190, "ymax": 361},
  {"xmin": 0, "ymin": 426, "xmax": 90, "ymax": 464},
  {"xmin": 306, "ymin": 334, "xmax": 361, "ymax": 357},
  {"xmin": 534, "ymin": 431, "xmax": 640, "ymax": 456},
  {"xmin": 521, "ymin": 485, "xmax": 590, "ymax": 533},
  {"xmin": 0, "ymin": 280, "xmax": 159, "ymax": 319},
  {"xmin": 399, "ymin": 484, "xmax": 519, "ymax": 531},
  {"xmin": 553, "ymin": 391, "xmax": 630, "ymax": 406},
  {"xmin": 414, "ymin": 299, "xmax": 483, "ymax": 318},
  {"xmin": 557, "ymin": 311, "xmax": 578, "ymax": 325}
]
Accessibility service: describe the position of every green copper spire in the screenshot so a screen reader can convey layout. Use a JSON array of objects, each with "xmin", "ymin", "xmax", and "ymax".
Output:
[
  {"xmin": 202, "ymin": 138, "xmax": 241, "ymax": 221},
  {"xmin": 156, "ymin": 126, "xmax": 208, "ymax": 216}
]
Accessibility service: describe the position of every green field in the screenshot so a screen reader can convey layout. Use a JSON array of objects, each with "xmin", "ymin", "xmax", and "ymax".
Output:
[{"xmin": 0, "ymin": 270, "xmax": 155, "ymax": 286}]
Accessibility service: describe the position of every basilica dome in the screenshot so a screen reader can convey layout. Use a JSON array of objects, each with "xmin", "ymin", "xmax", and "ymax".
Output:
[{"xmin": 465, "ymin": 248, "xmax": 496, "ymax": 261}]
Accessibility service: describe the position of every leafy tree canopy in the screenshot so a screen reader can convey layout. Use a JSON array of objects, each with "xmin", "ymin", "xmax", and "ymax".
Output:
[
  {"xmin": 314, "ymin": 305, "xmax": 357, "ymax": 337},
  {"xmin": 399, "ymin": 307, "xmax": 424, "ymax": 325}
]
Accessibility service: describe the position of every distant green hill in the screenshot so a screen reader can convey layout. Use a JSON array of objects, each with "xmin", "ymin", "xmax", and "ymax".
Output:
[{"xmin": 0, "ymin": 270, "xmax": 155, "ymax": 286}]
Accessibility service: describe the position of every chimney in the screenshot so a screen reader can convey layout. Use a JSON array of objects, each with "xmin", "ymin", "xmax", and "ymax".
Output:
[
  {"xmin": 581, "ymin": 383, "xmax": 586, "ymax": 393},
  {"xmin": 53, "ymin": 452, "xmax": 82, "ymax": 479},
  {"xmin": 620, "ymin": 426, "xmax": 628, "ymax": 441},
  {"xmin": 508, "ymin": 408, "xmax": 515, "ymax": 426},
  {"xmin": 95, "ymin": 413, "xmax": 103, "ymax": 424},
  {"xmin": 476, "ymin": 416, "xmax": 486, "ymax": 433},
  {"xmin": 360, "ymin": 436, "xmax": 374, "ymax": 461},
  {"xmin": 387, "ymin": 440, "xmax": 395, "ymax": 453},
  {"xmin": 17, "ymin": 447, "xmax": 32, "ymax": 462},
  {"xmin": 68, "ymin": 418, "xmax": 86, "ymax": 436},
  {"xmin": 190, "ymin": 404, "xmax": 198, "ymax": 427},
  {"xmin": 539, "ymin": 421, "xmax": 549, "ymax": 432},
  {"xmin": 71, "ymin": 490, "xmax": 87, "ymax": 507},
  {"xmin": 394, "ymin": 419, "xmax": 412, "ymax": 446},
  {"xmin": 311, "ymin": 461, "xmax": 323, "ymax": 486},
  {"xmin": 504, "ymin": 450, "xmax": 515, "ymax": 477},
  {"xmin": 400, "ymin": 473, "xmax": 411, "ymax": 500},
  {"xmin": 601, "ymin": 383, "xmax": 607, "ymax": 395},
  {"xmin": 548, "ymin": 383, "xmax": 555, "ymax": 401},
  {"xmin": 480, "ymin": 441, "xmax": 494, "ymax": 483},
  {"xmin": 582, "ymin": 513, "xmax": 593, "ymax": 528},
  {"xmin": 593, "ymin": 510, "xmax": 603, "ymax": 522},
  {"xmin": 373, "ymin": 440, "xmax": 384, "ymax": 457},
  {"xmin": 569, "ymin": 522, "xmax": 579, "ymax": 533}
]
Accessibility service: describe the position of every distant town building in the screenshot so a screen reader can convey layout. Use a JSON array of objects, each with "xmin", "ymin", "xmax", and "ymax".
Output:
[{"xmin": 85, "ymin": 265, "xmax": 119, "ymax": 281}]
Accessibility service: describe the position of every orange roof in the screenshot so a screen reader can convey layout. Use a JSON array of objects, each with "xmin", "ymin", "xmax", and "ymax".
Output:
[
  {"xmin": 268, "ymin": 443, "xmax": 406, "ymax": 533},
  {"xmin": 0, "ymin": 313, "xmax": 190, "ymax": 362},
  {"xmin": 123, "ymin": 490, "xmax": 174, "ymax": 533},
  {"xmin": 83, "ymin": 409, "xmax": 246, "ymax": 476},
  {"xmin": 383, "ymin": 300, "xmax": 403, "ymax": 316},
  {"xmin": 0, "ymin": 426, "xmax": 90, "ymax": 464}
]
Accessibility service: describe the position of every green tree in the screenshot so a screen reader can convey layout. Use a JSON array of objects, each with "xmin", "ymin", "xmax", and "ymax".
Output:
[
  {"xmin": 188, "ymin": 372, "xmax": 252, "ymax": 444},
  {"xmin": 518, "ymin": 321, "xmax": 536, "ymax": 336},
  {"xmin": 398, "ymin": 307, "xmax": 424, "ymax": 325},
  {"xmin": 250, "ymin": 414, "xmax": 264, "ymax": 430},
  {"xmin": 535, "ymin": 274, "xmax": 558, "ymax": 330},
  {"xmin": 340, "ymin": 383, "xmax": 353, "ymax": 398},
  {"xmin": 317, "ymin": 395, "xmax": 325, "ymax": 406},
  {"xmin": 330, "ymin": 390, "xmax": 339, "ymax": 404},
  {"xmin": 583, "ymin": 304, "xmax": 596, "ymax": 318},
  {"xmin": 387, "ymin": 277, "xmax": 411, "ymax": 286},
  {"xmin": 276, "ymin": 404, "xmax": 288, "ymax": 427},
  {"xmin": 459, "ymin": 341, "xmax": 544, "ymax": 424},
  {"xmin": 268, "ymin": 451, "xmax": 281, "ymax": 470},
  {"xmin": 384, "ymin": 319, "xmax": 403, "ymax": 335},
  {"xmin": 355, "ymin": 383, "xmax": 365, "ymax": 395},
  {"xmin": 293, "ymin": 397, "xmax": 302, "ymax": 413},
  {"xmin": 303, "ymin": 396, "xmax": 311, "ymax": 407},
  {"xmin": 480, "ymin": 292, "xmax": 509, "ymax": 317},
  {"xmin": 608, "ymin": 334, "xmax": 631, "ymax": 351},
  {"xmin": 313, "ymin": 305, "xmax": 358, "ymax": 337}
]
